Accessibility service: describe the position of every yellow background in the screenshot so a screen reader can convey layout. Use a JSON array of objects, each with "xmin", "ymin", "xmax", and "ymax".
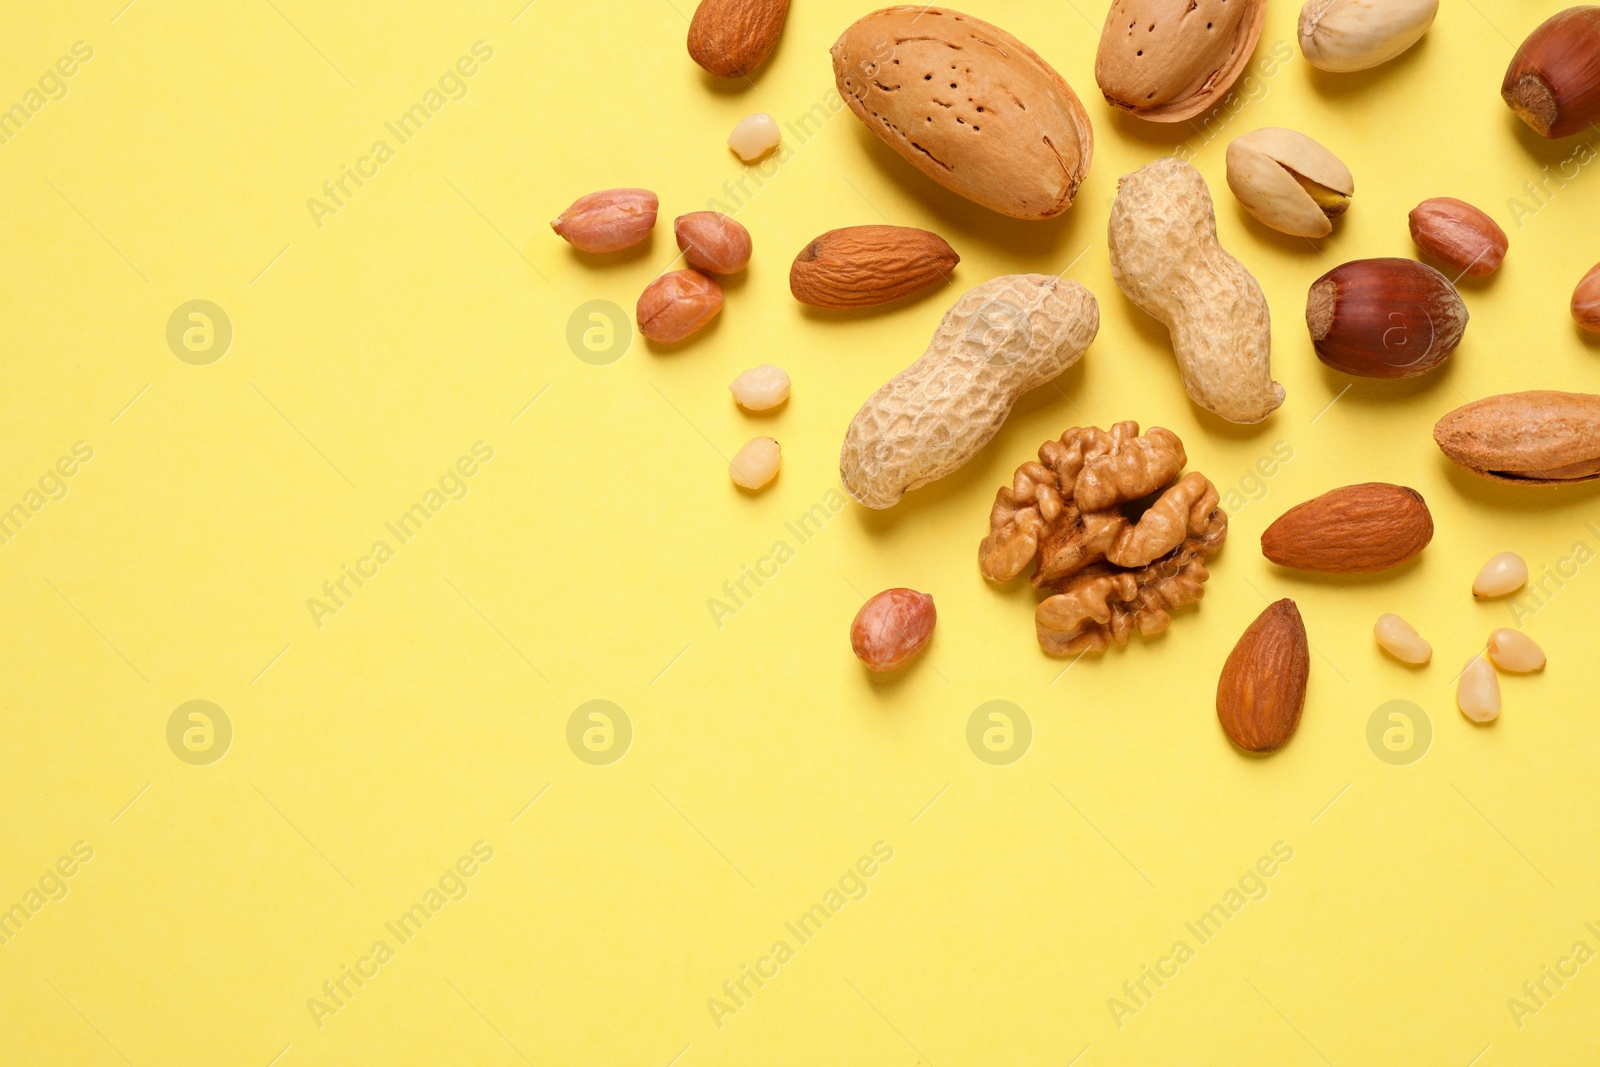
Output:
[{"xmin": 2, "ymin": 0, "xmax": 1598, "ymax": 1063}]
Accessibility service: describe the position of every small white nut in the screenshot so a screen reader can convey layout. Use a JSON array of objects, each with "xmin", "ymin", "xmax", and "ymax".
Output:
[
  {"xmin": 1225, "ymin": 127, "xmax": 1353, "ymax": 238},
  {"xmin": 730, "ymin": 436, "xmax": 781, "ymax": 490},
  {"xmin": 1487, "ymin": 629, "xmax": 1546, "ymax": 673},
  {"xmin": 1473, "ymin": 551, "xmax": 1528, "ymax": 599},
  {"xmin": 1373, "ymin": 613, "xmax": 1431, "ymax": 664},
  {"xmin": 1298, "ymin": 0, "xmax": 1438, "ymax": 73},
  {"xmin": 729, "ymin": 364, "xmax": 790, "ymax": 411},
  {"xmin": 1457, "ymin": 655, "xmax": 1502, "ymax": 723},
  {"xmin": 728, "ymin": 113, "xmax": 780, "ymax": 162}
]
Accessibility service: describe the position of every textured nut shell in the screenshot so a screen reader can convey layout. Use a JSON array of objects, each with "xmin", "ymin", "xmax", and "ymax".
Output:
[
  {"xmin": 1434, "ymin": 390, "xmax": 1600, "ymax": 484},
  {"xmin": 841, "ymin": 274, "xmax": 1099, "ymax": 509},
  {"xmin": 1108, "ymin": 158, "xmax": 1283, "ymax": 424},
  {"xmin": 687, "ymin": 0, "xmax": 790, "ymax": 77},
  {"xmin": 790, "ymin": 226, "xmax": 959, "ymax": 309},
  {"xmin": 1217, "ymin": 599, "xmax": 1310, "ymax": 753},
  {"xmin": 1502, "ymin": 7, "xmax": 1600, "ymax": 138},
  {"xmin": 1261, "ymin": 483, "xmax": 1433, "ymax": 573},
  {"xmin": 1299, "ymin": 0, "xmax": 1438, "ymax": 72},
  {"xmin": 637, "ymin": 270, "xmax": 724, "ymax": 344},
  {"xmin": 831, "ymin": 7, "xmax": 1093, "ymax": 219},
  {"xmin": 1097, "ymin": 0, "xmax": 1266, "ymax": 121},
  {"xmin": 1409, "ymin": 198, "xmax": 1507, "ymax": 276},
  {"xmin": 1573, "ymin": 262, "xmax": 1600, "ymax": 331},
  {"xmin": 1225, "ymin": 127, "xmax": 1353, "ymax": 238},
  {"xmin": 1306, "ymin": 258, "xmax": 1467, "ymax": 379}
]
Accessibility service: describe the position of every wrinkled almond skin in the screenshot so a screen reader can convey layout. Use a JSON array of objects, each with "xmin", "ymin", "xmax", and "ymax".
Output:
[
  {"xmin": 831, "ymin": 7, "xmax": 1093, "ymax": 219},
  {"xmin": 1434, "ymin": 390, "xmax": 1600, "ymax": 484},
  {"xmin": 675, "ymin": 212, "xmax": 752, "ymax": 274},
  {"xmin": 551, "ymin": 188, "xmax": 658, "ymax": 254},
  {"xmin": 1261, "ymin": 483, "xmax": 1433, "ymax": 573},
  {"xmin": 1572, "ymin": 262, "xmax": 1600, "ymax": 331},
  {"xmin": 1217, "ymin": 599, "xmax": 1309, "ymax": 753},
  {"xmin": 687, "ymin": 0, "xmax": 790, "ymax": 78},
  {"xmin": 790, "ymin": 226, "xmax": 959, "ymax": 309},
  {"xmin": 851, "ymin": 588, "xmax": 936, "ymax": 671},
  {"xmin": 1306, "ymin": 258, "xmax": 1468, "ymax": 378},
  {"xmin": 1097, "ymin": 0, "xmax": 1267, "ymax": 122},
  {"xmin": 637, "ymin": 270, "xmax": 724, "ymax": 344},
  {"xmin": 1502, "ymin": 7, "xmax": 1600, "ymax": 138},
  {"xmin": 1409, "ymin": 198, "xmax": 1507, "ymax": 276}
]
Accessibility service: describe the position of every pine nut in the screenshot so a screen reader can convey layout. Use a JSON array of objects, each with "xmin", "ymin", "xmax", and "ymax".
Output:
[
  {"xmin": 728, "ymin": 113, "xmax": 781, "ymax": 162},
  {"xmin": 1373, "ymin": 613, "xmax": 1432, "ymax": 664},
  {"xmin": 1457, "ymin": 655, "xmax": 1501, "ymax": 722},
  {"xmin": 729, "ymin": 436, "xmax": 781, "ymax": 490},
  {"xmin": 1487, "ymin": 628, "xmax": 1546, "ymax": 672},
  {"xmin": 1472, "ymin": 551, "xmax": 1528, "ymax": 598},
  {"xmin": 729, "ymin": 365, "xmax": 790, "ymax": 411}
]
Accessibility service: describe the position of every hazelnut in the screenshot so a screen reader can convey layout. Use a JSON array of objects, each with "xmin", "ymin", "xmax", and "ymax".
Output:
[
  {"xmin": 1503, "ymin": 7, "xmax": 1600, "ymax": 138},
  {"xmin": 1408, "ymin": 198, "xmax": 1507, "ymax": 276},
  {"xmin": 1573, "ymin": 262, "xmax": 1600, "ymax": 332},
  {"xmin": 1305, "ymin": 258, "xmax": 1467, "ymax": 378}
]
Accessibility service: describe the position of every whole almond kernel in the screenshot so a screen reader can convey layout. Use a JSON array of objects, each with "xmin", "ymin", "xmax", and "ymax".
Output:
[
  {"xmin": 1502, "ymin": 7, "xmax": 1600, "ymax": 138},
  {"xmin": 675, "ymin": 212, "xmax": 752, "ymax": 274},
  {"xmin": 1409, "ymin": 198, "xmax": 1507, "ymax": 276},
  {"xmin": 851, "ymin": 588, "xmax": 936, "ymax": 672},
  {"xmin": 1374, "ymin": 613, "xmax": 1432, "ymax": 665},
  {"xmin": 551, "ymin": 188, "xmax": 658, "ymax": 253},
  {"xmin": 1434, "ymin": 391, "xmax": 1600, "ymax": 484},
  {"xmin": 1261, "ymin": 483, "xmax": 1433, "ymax": 573},
  {"xmin": 1458, "ymin": 655, "xmax": 1501, "ymax": 723},
  {"xmin": 1488, "ymin": 628, "xmax": 1546, "ymax": 673},
  {"xmin": 1306, "ymin": 258, "xmax": 1467, "ymax": 378},
  {"xmin": 687, "ymin": 0, "xmax": 790, "ymax": 78},
  {"xmin": 637, "ymin": 270, "xmax": 723, "ymax": 344},
  {"xmin": 1217, "ymin": 599, "xmax": 1310, "ymax": 753},
  {"xmin": 1572, "ymin": 263, "xmax": 1600, "ymax": 332},
  {"xmin": 791, "ymin": 226, "xmax": 959, "ymax": 310},
  {"xmin": 1472, "ymin": 552, "xmax": 1528, "ymax": 598}
]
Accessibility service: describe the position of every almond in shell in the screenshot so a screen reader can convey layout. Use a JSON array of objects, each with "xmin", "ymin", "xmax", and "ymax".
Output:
[
  {"xmin": 1217, "ymin": 599, "xmax": 1309, "ymax": 753},
  {"xmin": 1097, "ymin": 0, "xmax": 1267, "ymax": 122},
  {"xmin": 1261, "ymin": 483, "xmax": 1433, "ymax": 573},
  {"xmin": 790, "ymin": 226, "xmax": 959, "ymax": 309},
  {"xmin": 1434, "ymin": 390, "xmax": 1600, "ymax": 484},
  {"xmin": 687, "ymin": 0, "xmax": 790, "ymax": 78}
]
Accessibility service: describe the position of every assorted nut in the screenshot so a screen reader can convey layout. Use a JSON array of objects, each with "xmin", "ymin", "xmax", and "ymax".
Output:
[
  {"xmin": 1374, "ymin": 614, "xmax": 1432, "ymax": 665},
  {"xmin": 1488, "ymin": 629, "xmax": 1546, "ymax": 673},
  {"xmin": 1298, "ymin": 0, "xmax": 1437, "ymax": 72},
  {"xmin": 729, "ymin": 364, "xmax": 790, "ymax": 411},
  {"xmin": 1217, "ymin": 599, "xmax": 1310, "ymax": 753},
  {"xmin": 1503, "ymin": 7, "xmax": 1600, "ymax": 138},
  {"xmin": 729, "ymin": 436, "xmax": 781, "ymax": 490},
  {"xmin": 728, "ymin": 113, "xmax": 781, "ymax": 161},
  {"xmin": 1434, "ymin": 391, "xmax": 1600, "ymax": 484},
  {"xmin": 1108, "ymin": 158, "xmax": 1283, "ymax": 423},
  {"xmin": 687, "ymin": 0, "xmax": 790, "ymax": 78},
  {"xmin": 1457, "ymin": 655, "xmax": 1502, "ymax": 723},
  {"xmin": 1261, "ymin": 483, "xmax": 1433, "ymax": 574},
  {"xmin": 1409, "ymin": 198, "xmax": 1507, "ymax": 276},
  {"xmin": 1225, "ymin": 127, "xmax": 1353, "ymax": 238},
  {"xmin": 1097, "ymin": 0, "xmax": 1267, "ymax": 122},
  {"xmin": 841, "ymin": 274, "xmax": 1099, "ymax": 509},
  {"xmin": 1572, "ymin": 262, "xmax": 1600, "ymax": 332},
  {"xmin": 1305, "ymin": 258, "xmax": 1468, "ymax": 378},
  {"xmin": 637, "ymin": 269, "xmax": 724, "ymax": 343},
  {"xmin": 675, "ymin": 212, "xmax": 752, "ymax": 274},
  {"xmin": 1473, "ymin": 552, "xmax": 1529, "ymax": 598},
  {"xmin": 832, "ymin": 6, "xmax": 1093, "ymax": 218},
  {"xmin": 790, "ymin": 226, "xmax": 959, "ymax": 309},
  {"xmin": 850, "ymin": 588, "xmax": 937, "ymax": 671},
  {"xmin": 550, "ymin": 188, "xmax": 658, "ymax": 253},
  {"xmin": 979, "ymin": 423, "xmax": 1227, "ymax": 656}
]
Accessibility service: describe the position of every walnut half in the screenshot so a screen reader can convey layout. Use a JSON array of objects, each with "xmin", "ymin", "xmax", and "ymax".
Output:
[{"xmin": 978, "ymin": 422, "xmax": 1228, "ymax": 656}]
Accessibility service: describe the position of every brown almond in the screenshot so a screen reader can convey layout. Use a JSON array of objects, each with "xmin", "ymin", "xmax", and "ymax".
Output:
[
  {"xmin": 551, "ymin": 188, "xmax": 658, "ymax": 254},
  {"xmin": 1434, "ymin": 390, "xmax": 1600, "ymax": 484},
  {"xmin": 790, "ymin": 226, "xmax": 959, "ymax": 310},
  {"xmin": 1217, "ymin": 599, "xmax": 1309, "ymax": 753},
  {"xmin": 637, "ymin": 270, "xmax": 724, "ymax": 344},
  {"xmin": 1502, "ymin": 7, "xmax": 1600, "ymax": 138},
  {"xmin": 687, "ymin": 0, "xmax": 790, "ymax": 78},
  {"xmin": 1573, "ymin": 262, "xmax": 1600, "ymax": 332},
  {"xmin": 1306, "ymin": 258, "xmax": 1467, "ymax": 378},
  {"xmin": 1261, "ymin": 483, "xmax": 1433, "ymax": 573},
  {"xmin": 675, "ymin": 212, "xmax": 752, "ymax": 274},
  {"xmin": 1409, "ymin": 198, "xmax": 1507, "ymax": 276}
]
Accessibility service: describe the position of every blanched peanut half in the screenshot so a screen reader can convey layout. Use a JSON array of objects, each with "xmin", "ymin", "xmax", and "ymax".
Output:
[
  {"xmin": 730, "ymin": 436, "xmax": 781, "ymax": 490},
  {"xmin": 1488, "ymin": 629, "xmax": 1546, "ymax": 672},
  {"xmin": 1473, "ymin": 551, "xmax": 1528, "ymax": 598},
  {"xmin": 729, "ymin": 113, "xmax": 780, "ymax": 162},
  {"xmin": 1374, "ymin": 613, "xmax": 1432, "ymax": 664},
  {"xmin": 1457, "ymin": 655, "xmax": 1501, "ymax": 723},
  {"xmin": 729, "ymin": 365, "xmax": 790, "ymax": 411}
]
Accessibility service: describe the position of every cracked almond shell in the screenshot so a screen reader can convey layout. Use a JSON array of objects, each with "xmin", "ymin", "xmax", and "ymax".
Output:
[
  {"xmin": 1097, "ymin": 0, "xmax": 1266, "ymax": 122},
  {"xmin": 1434, "ymin": 390, "xmax": 1600, "ymax": 484},
  {"xmin": 831, "ymin": 6, "xmax": 1093, "ymax": 219}
]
